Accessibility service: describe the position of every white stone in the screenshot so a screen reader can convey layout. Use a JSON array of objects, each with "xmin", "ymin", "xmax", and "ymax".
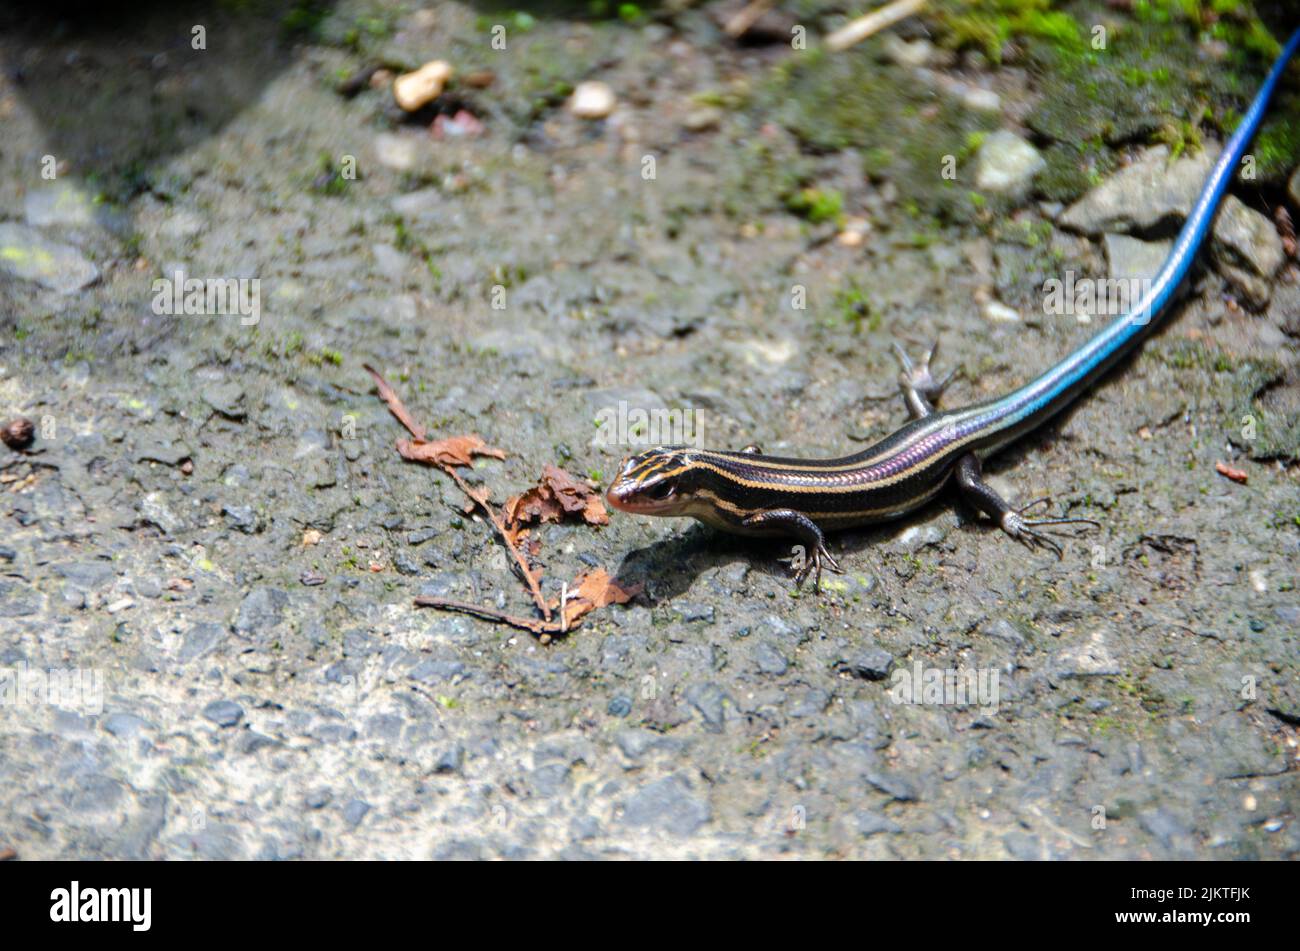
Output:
[
  {"xmin": 570, "ymin": 81, "xmax": 616, "ymax": 120},
  {"xmin": 983, "ymin": 300, "xmax": 1021, "ymax": 323},
  {"xmin": 963, "ymin": 87, "xmax": 1001, "ymax": 113},
  {"xmin": 374, "ymin": 132, "xmax": 418, "ymax": 171},
  {"xmin": 975, "ymin": 130, "xmax": 1045, "ymax": 196}
]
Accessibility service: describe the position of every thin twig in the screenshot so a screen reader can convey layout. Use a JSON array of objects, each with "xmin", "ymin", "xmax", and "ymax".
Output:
[
  {"xmin": 414, "ymin": 596, "xmax": 567, "ymax": 643},
  {"xmin": 445, "ymin": 466, "xmax": 551, "ymax": 621},
  {"xmin": 724, "ymin": 0, "xmax": 776, "ymax": 38},
  {"xmin": 363, "ymin": 363, "xmax": 551, "ymax": 621},
  {"xmin": 825, "ymin": 0, "xmax": 926, "ymax": 52}
]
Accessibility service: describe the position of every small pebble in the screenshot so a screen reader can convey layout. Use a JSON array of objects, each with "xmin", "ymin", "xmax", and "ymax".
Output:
[
  {"xmin": 1, "ymin": 417, "xmax": 35, "ymax": 450},
  {"xmin": 570, "ymin": 81, "xmax": 616, "ymax": 119},
  {"xmin": 393, "ymin": 60, "xmax": 452, "ymax": 112},
  {"xmin": 983, "ymin": 300, "xmax": 1021, "ymax": 323},
  {"xmin": 963, "ymin": 87, "xmax": 1001, "ymax": 112},
  {"xmin": 683, "ymin": 106, "xmax": 723, "ymax": 132},
  {"xmin": 202, "ymin": 700, "xmax": 244, "ymax": 728}
]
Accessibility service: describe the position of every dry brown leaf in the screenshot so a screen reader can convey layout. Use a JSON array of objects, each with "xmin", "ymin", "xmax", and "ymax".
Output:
[
  {"xmin": 550, "ymin": 568, "xmax": 642, "ymax": 627},
  {"xmin": 396, "ymin": 435, "xmax": 506, "ymax": 469},
  {"xmin": 505, "ymin": 464, "xmax": 609, "ymax": 532},
  {"xmin": 364, "ymin": 364, "xmax": 425, "ymax": 440},
  {"xmin": 1215, "ymin": 461, "xmax": 1248, "ymax": 484}
]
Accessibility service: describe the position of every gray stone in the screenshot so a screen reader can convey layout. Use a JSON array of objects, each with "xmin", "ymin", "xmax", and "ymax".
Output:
[
  {"xmin": 1060, "ymin": 146, "xmax": 1284, "ymax": 305},
  {"xmin": 134, "ymin": 440, "xmax": 192, "ymax": 466},
  {"xmin": 754, "ymin": 642, "xmax": 789, "ymax": 676},
  {"xmin": 685, "ymin": 683, "xmax": 727, "ymax": 733},
  {"xmin": 984, "ymin": 618, "xmax": 1028, "ymax": 649},
  {"xmin": 202, "ymin": 700, "xmax": 244, "ymax": 727},
  {"xmin": 103, "ymin": 713, "xmax": 151, "ymax": 737},
  {"xmin": 0, "ymin": 222, "xmax": 99, "ymax": 293},
  {"xmin": 202, "ymin": 382, "xmax": 246, "ymax": 419},
  {"xmin": 1104, "ymin": 233, "xmax": 1172, "ymax": 287},
  {"xmin": 408, "ymin": 658, "xmax": 466, "ymax": 684},
  {"xmin": 621, "ymin": 775, "xmax": 710, "ymax": 836},
  {"xmin": 865, "ymin": 770, "xmax": 918, "ymax": 802},
  {"xmin": 675, "ymin": 602, "xmax": 715, "ymax": 624},
  {"xmin": 1139, "ymin": 807, "xmax": 1189, "ymax": 850},
  {"xmin": 856, "ymin": 811, "xmax": 902, "ymax": 836},
  {"xmin": 24, "ymin": 181, "xmax": 104, "ymax": 228},
  {"xmin": 0, "ymin": 579, "xmax": 43, "ymax": 617},
  {"xmin": 846, "ymin": 646, "xmax": 894, "ymax": 681},
  {"xmin": 233, "ymin": 587, "xmax": 289, "ymax": 636},
  {"xmin": 1060, "ymin": 146, "xmax": 1213, "ymax": 235},
  {"xmin": 372, "ymin": 242, "xmax": 409, "ymax": 280},
  {"xmin": 1211, "ymin": 195, "xmax": 1285, "ymax": 307},
  {"xmin": 64, "ymin": 773, "xmax": 124, "ymax": 812},
  {"xmin": 238, "ymin": 731, "xmax": 279, "ymax": 754},
  {"xmin": 1002, "ymin": 830, "xmax": 1047, "ymax": 860},
  {"xmin": 222, "ymin": 504, "xmax": 260, "ymax": 534},
  {"xmin": 787, "ymin": 688, "xmax": 831, "ymax": 718},
  {"xmin": 434, "ymin": 744, "xmax": 465, "ymax": 774},
  {"xmin": 180, "ymin": 622, "xmax": 225, "ymax": 663},
  {"xmin": 140, "ymin": 492, "xmax": 185, "ymax": 536},
  {"xmin": 343, "ymin": 799, "xmax": 371, "ymax": 827}
]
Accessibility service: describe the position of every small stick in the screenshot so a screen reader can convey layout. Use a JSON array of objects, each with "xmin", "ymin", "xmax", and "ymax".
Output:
[
  {"xmin": 363, "ymin": 363, "xmax": 550, "ymax": 620},
  {"xmin": 444, "ymin": 466, "xmax": 551, "ymax": 621},
  {"xmin": 414, "ymin": 596, "xmax": 569, "ymax": 643},
  {"xmin": 724, "ymin": 0, "xmax": 776, "ymax": 38},
  {"xmin": 825, "ymin": 0, "xmax": 926, "ymax": 53}
]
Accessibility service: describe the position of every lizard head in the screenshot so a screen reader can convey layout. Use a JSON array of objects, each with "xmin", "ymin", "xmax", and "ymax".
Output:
[{"xmin": 605, "ymin": 446, "xmax": 700, "ymax": 517}]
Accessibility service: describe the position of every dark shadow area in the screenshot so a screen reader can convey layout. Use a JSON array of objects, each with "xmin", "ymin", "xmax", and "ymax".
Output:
[{"xmin": 0, "ymin": 0, "xmax": 338, "ymax": 199}]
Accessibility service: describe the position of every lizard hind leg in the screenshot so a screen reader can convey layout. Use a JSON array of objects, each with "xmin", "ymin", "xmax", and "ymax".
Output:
[
  {"xmin": 892, "ymin": 340, "xmax": 957, "ymax": 419},
  {"xmin": 954, "ymin": 455, "xmax": 1099, "ymax": 558}
]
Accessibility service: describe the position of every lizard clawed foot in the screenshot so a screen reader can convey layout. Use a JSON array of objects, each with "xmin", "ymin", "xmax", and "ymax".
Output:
[
  {"xmin": 784, "ymin": 542, "xmax": 844, "ymax": 592},
  {"xmin": 1001, "ymin": 499, "xmax": 1101, "ymax": 560},
  {"xmin": 893, "ymin": 339, "xmax": 957, "ymax": 407}
]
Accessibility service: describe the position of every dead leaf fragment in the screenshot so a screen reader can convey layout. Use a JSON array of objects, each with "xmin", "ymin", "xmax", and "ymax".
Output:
[
  {"xmin": 505, "ymin": 464, "xmax": 609, "ymax": 531},
  {"xmin": 396, "ymin": 434, "xmax": 506, "ymax": 469},
  {"xmin": 1215, "ymin": 461, "xmax": 1248, "ymax": 484},
  {"xmin": 550, "ymin": 568, "xmax": 643, "ymax": 630},
  {"xmin": 364, "ymin": 364, "xmax": 426, "ymax": 440}
]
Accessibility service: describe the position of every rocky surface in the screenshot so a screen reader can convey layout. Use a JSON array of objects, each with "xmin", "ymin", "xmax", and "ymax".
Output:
[
  {"xmin": 1060, "ymin": 146, "xmax": 1285, "ymax": 305},
  {"xmin": 0, "ymin": 2, "xmax": 1297, "ymax": 861}
]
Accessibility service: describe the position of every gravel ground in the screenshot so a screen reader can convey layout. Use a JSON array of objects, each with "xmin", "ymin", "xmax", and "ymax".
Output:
[{"xmin": 1, "ymin": 1, "xmax": 1297, "ymax": 860}]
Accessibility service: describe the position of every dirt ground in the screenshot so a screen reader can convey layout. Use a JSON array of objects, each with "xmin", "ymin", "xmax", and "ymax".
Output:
[{"xmin": 0, "ymin": 0, "xmax": 1296, "ymax": 859}]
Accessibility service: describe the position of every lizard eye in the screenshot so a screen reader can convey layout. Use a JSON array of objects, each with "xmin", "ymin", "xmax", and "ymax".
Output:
[{"xmin": 645, "ymin": 481, "xmax": 676, "ymax": 501}]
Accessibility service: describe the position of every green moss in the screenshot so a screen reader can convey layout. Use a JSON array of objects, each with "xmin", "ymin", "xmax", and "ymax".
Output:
[
  {"xmin": 1252, "ymin": 106, "xmax": 1300, "ymax": 185},
  {"xmin": 759, "ymin": 47, "xmax": 996, "ymax": 222},
  {"xmin": 930, "ymin": 0, "xmax": 1082, "ymax": 63},
  {"xmin": 785, "ymin": 187, "xmax": 843, "ymax": 225},
  {"xmin": 831, "ymin": 280, "xmax": 880, "ymax": 333},
  {"xmin": 1037, "ymin": 140, "xmax": 1116, "ymax": 202}
]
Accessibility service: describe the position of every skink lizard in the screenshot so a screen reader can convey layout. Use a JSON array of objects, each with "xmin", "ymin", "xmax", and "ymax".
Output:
[{"xmin": 606, "ymin": 27, "xmax": 1300, "ymax": 590}]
